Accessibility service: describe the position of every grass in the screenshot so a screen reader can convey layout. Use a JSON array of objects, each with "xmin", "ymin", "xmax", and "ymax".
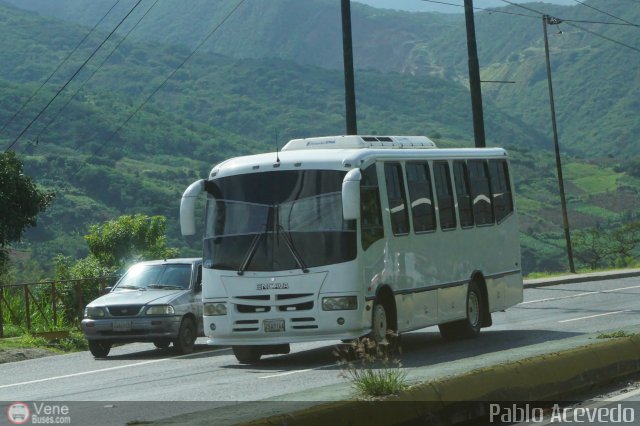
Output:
[
  {"xmin": 564, "ymin": 163, "xmax": 621, "ymax": 194},
  {"xmin": 0, "ymin": 330, "xmax": 88, "ymax": 353},
  {"xmin": 335, "ymin": 335, "xmax": 409, "ymax": 399},
  {"xmin": 596, "ymin": 331, "xmax": 634, "ymax": 339}
]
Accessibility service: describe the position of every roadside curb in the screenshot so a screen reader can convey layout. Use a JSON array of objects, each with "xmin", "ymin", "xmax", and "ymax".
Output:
[
  {"xmin": 238, "ymin": 333, "xmax": 640, "ymax": 426},
  {"xmin": 523, "ymin": 268, "xmax": 640, "ymax": 288}
]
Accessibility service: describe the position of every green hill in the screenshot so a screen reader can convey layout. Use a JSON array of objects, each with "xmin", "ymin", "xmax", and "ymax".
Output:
[{"xmin": 0, "ymin": 1, "xmax": 638, "ymax": 278}]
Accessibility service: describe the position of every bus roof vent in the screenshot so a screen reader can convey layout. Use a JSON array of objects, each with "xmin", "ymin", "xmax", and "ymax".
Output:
[{"xmin": 281, "ymin": 135, "xmax": 437, "ymax": 151}]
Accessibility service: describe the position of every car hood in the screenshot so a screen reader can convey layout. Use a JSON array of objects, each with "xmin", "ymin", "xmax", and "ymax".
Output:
[{"xmin": 87, "ymin": 289, "xmax": 187, "ymax": 307}]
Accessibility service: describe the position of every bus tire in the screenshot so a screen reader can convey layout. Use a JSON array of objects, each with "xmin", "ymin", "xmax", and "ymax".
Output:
[
  {"xmin": 88, "ymin": 341, "xmax": 111, "ymax": 358},
  {"xmin": 233, "ymin": 345, "xmax": 262, "ymax": 364},
  {"xmin": 370, "ymin": 298, "xmax": 399, "ymax": 350},
  {"xmin": 174, "ymin": 318, "xmax": 196, "ymax": 355},
  {"xmin": 438, "ymin": 281, "xmax": 483, "ymax": 340}
]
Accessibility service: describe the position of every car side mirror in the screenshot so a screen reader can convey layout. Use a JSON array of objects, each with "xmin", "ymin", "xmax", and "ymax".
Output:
[{"xmin": 102, "ymin": 286, "xmax": 112, "ymax": 295}]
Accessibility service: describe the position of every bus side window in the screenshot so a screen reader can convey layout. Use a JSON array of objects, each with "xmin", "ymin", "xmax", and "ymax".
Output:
[
  {"xmin": 468, "ymin": 160, "xmax": 495, "ymax": 225},
  {"xmin": 384, "ymin": 163, "xmax": 410, "ymax": 236},
  {"xmin": 406, "ymin": 162, "xmax": 436, "ymax": 233},
  {"xmin": 453, "ymin": 161, "xmax": 474, "ymax": 228},
  {"xmin": 434, "ymin": 161, "xmax": 457, "ymax": 230},
  {"xmin": 489, "ymin": 159, "xmax": 514, "ymax": 222},
  {"xmin": 360, "ymin": 164, "xmax": 384, "ymax": 250}
]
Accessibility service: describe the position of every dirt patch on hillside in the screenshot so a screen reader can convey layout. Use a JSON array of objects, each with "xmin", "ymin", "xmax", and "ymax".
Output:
[{"xmin": 0, "ymin": 348, "xmax": 57, "ymax": 364}]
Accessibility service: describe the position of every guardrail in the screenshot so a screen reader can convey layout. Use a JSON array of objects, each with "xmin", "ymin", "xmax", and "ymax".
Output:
[{"xmin": 0, "ymin": 276, "xmax": 119, "ymax": 338}]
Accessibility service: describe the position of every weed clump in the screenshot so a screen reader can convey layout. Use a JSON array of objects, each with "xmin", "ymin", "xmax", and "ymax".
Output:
[{"xmin": 335, "ymin": 334, "xmax": 408, "ymax": 398}]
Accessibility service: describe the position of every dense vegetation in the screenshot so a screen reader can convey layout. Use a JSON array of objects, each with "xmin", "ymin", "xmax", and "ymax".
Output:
[{"xmin": 0, "ymin": 0, "xmax": 638, "ymax": 280}]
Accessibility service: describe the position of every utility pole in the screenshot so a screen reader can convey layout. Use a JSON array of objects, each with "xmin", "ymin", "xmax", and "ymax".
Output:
[
  {"xmin": 464, "ymin": 0, "xmax": 486, "ymax": 148},
  {"xmin": 341, "ymin": 0, "xmax": 357, "ymax": 135},
  {"xmin": 543, "ymin": 15, "xmax": 576, "ymax": 273}
]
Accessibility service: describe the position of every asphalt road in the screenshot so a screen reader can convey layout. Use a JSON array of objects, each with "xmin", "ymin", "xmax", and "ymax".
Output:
[{"xmin": 1, "ymin": 276, "xmax": 639, "ymax": 425}]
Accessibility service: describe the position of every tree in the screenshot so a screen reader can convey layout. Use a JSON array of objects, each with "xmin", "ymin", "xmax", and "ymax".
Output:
[
  {"xmin": 0, "ymin": 151, "xmax": 54, "ymax": 269},
  {"xmin": 573, "ymin": 227, "xmax": 611, "ymax": 270},
  {"xmin": 83, "ymin": 214, "xmax": 178, "ymax": 270},
  {"xmin": 609, "ymin": 221, "xmax": 640, "ymax": 267}
]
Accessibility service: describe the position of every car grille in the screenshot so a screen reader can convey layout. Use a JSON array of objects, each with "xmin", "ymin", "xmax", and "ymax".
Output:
[{"xmin": 107, "ymin": 305, "xmax": 144, "ymax": 316}]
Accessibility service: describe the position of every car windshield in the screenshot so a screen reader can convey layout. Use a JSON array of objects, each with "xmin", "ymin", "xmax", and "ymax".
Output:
[
  {"xmin": 203, "ymin": 169, "xmax": 356, "ymax": 272},
  {"xmin": 114, "ymin": 264, "xmax": 192, "ymax": 291}
]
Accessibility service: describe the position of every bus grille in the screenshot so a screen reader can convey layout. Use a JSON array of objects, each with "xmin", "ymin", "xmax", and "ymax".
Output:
[
  {"xmin": 233, "ymin": 293, "xmax": 314, "ymax": 313},
  {"xmin": 231, "ymin": 293, "xmax": 318, "ymax": 331}
]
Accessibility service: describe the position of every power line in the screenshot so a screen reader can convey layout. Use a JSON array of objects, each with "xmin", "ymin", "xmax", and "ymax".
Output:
[
  {"xmin": 421, "ymin": 0, "xmax": 638, "ymax": 26},
  {"xmin": 572, "ymin": 0, "xmax": 639, "ymax": 26},
  {"xmin": 80, "ymin": 0, "xmax": 247, "ymax": 166},
  {"xmin": 499, "ymin": 0, "xmax": 638, "ymax": 26},
  {"xmin": 499, "ymin": 0, "xmax": 640, "ymax": 52},
  {"xmin": 564, "ymin": 21, "xmax": 640, "ymax": 52},
  {"xmin": 26, "ymin": 0, "xmax": 161, "ymax": 150},
  {"xmin": 3, "ymin": 0, "xmax": 144, "ymax": 152},
  {"xmin": 420, "ymin": 0, "xmax": 538, "ymax": 18},
  {"xmin": 0, "ymin": 0, "xmax": 123, "ymax": 136}
]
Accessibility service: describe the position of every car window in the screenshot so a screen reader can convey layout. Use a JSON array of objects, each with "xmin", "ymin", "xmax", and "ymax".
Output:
[{"xmin": 115, "ymin": 264, "xmax": 192, "ymax": 290}]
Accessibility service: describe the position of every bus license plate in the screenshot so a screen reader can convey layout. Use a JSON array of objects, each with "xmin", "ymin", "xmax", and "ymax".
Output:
[
  {"xmin": 263, "ymin": 319, "xmax": 285, "ymax": 333},
  {"xmin": 112, "ymin": 320, "xmax": 132, "ymax": 332}
]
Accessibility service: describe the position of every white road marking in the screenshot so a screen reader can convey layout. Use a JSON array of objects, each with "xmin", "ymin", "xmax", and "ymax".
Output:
[
  {"xmin": 521, "ymin": 284, "xmax": 640, "ymax": 305},
  {"xmin": 605, "ymin": 385, "xmax": 640, "ymax": 401},
  {"xmin": 258, "ymin": 363, "xmax": 336, "ymax": 379},
  {"xmin": 0, "ymin": 348, "xmax": 229, "ymax": 390},
  {"xmin": 557, "ymin": 310, "xmax": 631, "ymax": 323}
]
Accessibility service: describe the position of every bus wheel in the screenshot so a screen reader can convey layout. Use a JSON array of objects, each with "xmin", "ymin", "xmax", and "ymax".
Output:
[
  {"xmin": 233, "ymin": 345, "xmax": 262, "ymax": 364},
  {"xmin": 438, "ymin": 281, "xmax": 483, "ymax": 340},
  {"xmin": 370, "ymin": 299, "xmax": 399, "ymax": 351},
  {"xmin": 371, "ymin": 301, "xmax": 388, "ymax": 344}
]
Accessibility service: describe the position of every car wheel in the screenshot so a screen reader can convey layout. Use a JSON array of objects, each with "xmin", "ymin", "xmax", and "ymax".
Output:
[
  {"xmin": 232, "ymin": 345, "xmax": 262, "ymax": 364},
  {"xmin": 88, "ymin": 341, "xmax": 111, "ymax": 358},
  {"xmin": 153, "ymin": 339, "xmax": 171, "ymax": 349},
  {"xmin": 174, "ymin": 318, "xmax": 196, "ymax": 355}
]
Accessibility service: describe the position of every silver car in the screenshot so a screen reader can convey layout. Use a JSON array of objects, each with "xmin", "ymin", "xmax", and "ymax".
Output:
[{"xmin": 81, "ymin": 258, "xmax": 203, "ymax": 358}]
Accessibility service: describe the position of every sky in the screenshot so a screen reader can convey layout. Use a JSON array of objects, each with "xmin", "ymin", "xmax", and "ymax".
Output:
[{"xmin": 355, "ymin": 0, "xmax": 576, "ymax": 13}]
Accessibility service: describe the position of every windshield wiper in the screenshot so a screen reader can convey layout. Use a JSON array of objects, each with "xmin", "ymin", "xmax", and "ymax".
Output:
[
  {"xmin": 237, "ymin": 232, "xmax": 265, "ymax": 276},
  {"xmin": 117, "ymin": 285, "xmax": 146, "ymax": 291},
  {"xmin": 147, "ymin": 284, "xmax": 184, "ymax": 290},
  {"xmin": 277, "ymin": 225, "xmax": 309, "ymax": 274}
]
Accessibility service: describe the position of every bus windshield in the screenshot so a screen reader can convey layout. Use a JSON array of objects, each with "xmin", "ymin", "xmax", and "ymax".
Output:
[{"xmin": 203, "ymin": 170, "xmax": 357, "ymax": 272}]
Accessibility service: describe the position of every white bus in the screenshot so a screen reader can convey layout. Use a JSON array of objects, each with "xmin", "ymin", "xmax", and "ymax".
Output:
[{"xmin": 180, "ymin": 135, "xmax": 523, "ymax": 363}]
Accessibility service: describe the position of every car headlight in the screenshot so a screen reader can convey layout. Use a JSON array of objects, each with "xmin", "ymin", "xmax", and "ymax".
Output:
[
  {"xmin": 145, "ymin": 305, "xmax": 175, "ymax": 315},
  {"xmin": 322, "ymin": 296, "xmax": 357, "ymax": 311},
  {"xmin": 204, "ymin": 302, "xmax": 227, "ymax": 316},
  {"xmin": 84, "ymin": 306, "xmax": 106, "ymax": 318}
]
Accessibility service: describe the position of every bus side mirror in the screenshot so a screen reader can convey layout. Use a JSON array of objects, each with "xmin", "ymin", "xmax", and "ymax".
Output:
[
  {"xmin": 342, "ymin": 168, "xmax": 361, "ymax": 221},
  {"xmin": 180, "ymin": 179, "xmax": 204, "ymax": 236}
]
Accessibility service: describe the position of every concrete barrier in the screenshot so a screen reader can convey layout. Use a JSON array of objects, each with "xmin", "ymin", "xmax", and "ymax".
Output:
[{"xmin": 233, "ymin": 332, "xmax": 640, "ymax": 426}]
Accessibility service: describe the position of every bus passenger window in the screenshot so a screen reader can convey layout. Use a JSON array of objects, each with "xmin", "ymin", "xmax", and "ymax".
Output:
[
  {"xmin": 489, "ymin": 159, "xmax": 514, "ymax": 222},
  {"xmin": 406, "ymin": 162, "xmax": 436, "ymax": 233},
  {"xmin": 384, "ymin": 163, "xmax": 410, "ymax": 236},
  {"xmin": 434, "ymin": 161, "xmax": 456, "ymax": 230},
  {"xmin": 453, "ymin": 161, "xmax": 474, "ymax": 228},
  {"xmin": 468, "ymin": 160, "xmax": 495, "ymax": 225},
  {"xmin": 360, "ymin": 164, "xmax": 384, "ymax": 250}
]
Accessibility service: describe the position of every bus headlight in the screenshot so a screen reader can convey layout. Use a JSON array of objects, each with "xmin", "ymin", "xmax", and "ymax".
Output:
[
  {"xmin": 322, "ymin": 296, "xmax": 357, "ymax": 311},
  {"xmin": 204, "ymin": 303, "xmax": 227, "ymax": 316},
  {"xmin": 146, "ymin": 305, "xmax": 175, "ymax": 315}
]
